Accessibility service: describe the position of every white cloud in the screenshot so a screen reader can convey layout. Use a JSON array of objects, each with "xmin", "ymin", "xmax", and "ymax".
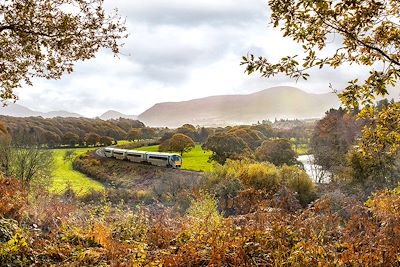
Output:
[{"xmin": 15, "ymin": 0, "xmax": 398, "ymax": 117}]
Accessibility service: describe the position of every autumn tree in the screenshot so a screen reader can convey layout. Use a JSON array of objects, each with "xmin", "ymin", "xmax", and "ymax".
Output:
[
  {"xmin": 250, "ymin": 124, "xmax": 274, "ymax": 138},
  {"xmin": 140, "ymin": 128, "xmax": 156, "ymax": 140},
  {"xmin": 0, "ymin": 122, "xmax": 12, "ymax": 176},
  {"xmin": 159, "ymin": 130, "xmax": 174, "ymax": 142},
  {"xmin": 11, "ymin": 146, "xmax": 54, "ymax": 186},
  {"xmin": 256, "ymin": 139, "xmax": 299, "ymax": 167},
  {"xmin": 62, "ymin": 132, "xmax": 79, "ymax": 147},
  {"xmin": 177, "ymin": 124, "xmax": 198, "ymax": 141},
  {"xmin": 202, "ymin": 132, "xmax": 250, "ymax": 164},
  {"xmin": 167, "ymin": 133, "xmax": 195, "ymax": 156},
  {"xmin": 198, "ymin": 127, "xmax": 211, "ymax": 144},
  {"xmin": 348, "ymin": 103, "xmax": 400, "ymax": 190},
  {"xmin": 128, "ymin": 128, "xmax": 142, "ymax": 141},
  {"xmin": 242, "ymin": 0, "xmax": 400, "ymax": 162},
  {"xmin": 228, "ymin": 127, "xmax": 265, "ymax": 150},
  {"xmin": 85, "ymin": 132, "xmax": 100, "ymax": 147},
  {"xmin": 42, "ymin": 131, "xmax": 61, "ymax": 148},
  {"xmin": 100, "ymin": 136, "xmax": 113, "ymax": 146},
  {"xmin": 0, "ymin": 0, "xmax": 127, "ymax": 102},
  {"xmin": 311, "ymin": 108, "xmax": 363, "ymax": 174}
]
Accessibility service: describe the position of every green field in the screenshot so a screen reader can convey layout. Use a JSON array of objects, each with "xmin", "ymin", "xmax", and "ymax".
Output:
[
  {"xmin": 136, "ymin": 145, "xmax": 214, "ymax": 172},
  {"xmin": 115, "ymin": 140, "xmax": 134, "ymax": 146},
  {"xmin": 51, "ymin": 148, "xmax": 105, "ymax": 195}
]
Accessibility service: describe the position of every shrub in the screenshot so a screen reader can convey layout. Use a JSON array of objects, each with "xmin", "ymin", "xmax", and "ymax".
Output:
[
  {"xmin": 205, "ymin": 160, "xmax": 317, "ymax": 213},
  {"xmin": 280, "ymin": 165, "xmax": 317, "ymax": 206},
  {"xmin": 244, "ymin": 162, "xmax": 281, "ymax": 190},
  {"xmin": 187, "ymin": 192, "xmax": 221, "ymax": 229},
  {"xmin": 0, "ymin": 177, "xmax": 27, "ymax": 221},
  {"xmin": 214, "ymin": 160, "xmax": 281, "ymax": 192},
  {"xmin": 135, "ymin": 190, "xmax": 154, "ymax": 204},
  {"xmin": 0, "ymin": 219, "xmax": 19, "ymax": 243}
]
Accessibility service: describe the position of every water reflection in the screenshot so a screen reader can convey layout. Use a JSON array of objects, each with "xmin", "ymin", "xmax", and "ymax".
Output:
[{"xmin": 297, "ymin": 155, "xmax": 331, "ymax": 183}]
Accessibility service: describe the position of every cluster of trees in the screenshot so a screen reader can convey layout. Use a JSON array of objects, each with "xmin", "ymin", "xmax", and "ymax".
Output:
[
  {"xmin": 242, "ymin": 0, "xmax": 400, "ymax": 192},
  {"xmin": 152, "ymin": 122, "xmax": 309, "ymax": 164},
  {"xmin": 158, "ymin": 124, "xmax": 210, "ymax": 155},
  {"xmin": 202, "ymin": 123, "xmax": 306, "ymax": 166},
  {"xmin": 311, "ymin": 102, "xmax": 400, "ymax": 192},
  {"xmin": 126, "ymin": 127, "xmax": 158, "ymax": 142},
  {"xmin": 311, "ymin": 108, "xmax": 364, "ymax": 174},
  {"xmin": 0, "ymin": 116, "xmax": 149, "ymax": 148}
]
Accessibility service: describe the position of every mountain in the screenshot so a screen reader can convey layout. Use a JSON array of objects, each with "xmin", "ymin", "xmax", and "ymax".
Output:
[
  {"xmin": 0, "ymin": 103, "xmax": 83, "ymax": 118},
  {"xmin": 42, "ymin": 111, "xmax": 83, "ymax": 118},
  {"xmin": 0, "ymin": 103, "xmax": 138, "ymax": 121},
  {"xmin": 99, "ymin": 110, "xmax": 138, "ymax": 120},
  {"xmin": 138, "ymin": 86, "xmax": 341, "ymax": 127}
]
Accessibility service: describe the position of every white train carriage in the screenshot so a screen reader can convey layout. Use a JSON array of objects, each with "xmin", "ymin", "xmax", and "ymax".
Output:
[
  {"xmin": 112, "ymin": 148, "xmax": 127, "ymax": 160},
  {"xmin": 103, "ymin": 147, "xmax": 182, "ymax": 168},
  {"xmin": 126, "ymin": 150, "xmax": 146, "ymax": 163},
  {"xmin": 104, "ymin": 147, "xmax": 115, "ymax": 158},
  {"xmin": 146, "ymin": 152, "xmax": 182, "ymax": 168}
]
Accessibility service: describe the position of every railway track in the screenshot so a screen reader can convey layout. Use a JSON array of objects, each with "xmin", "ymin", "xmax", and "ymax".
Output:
[{"xmin": 93, "ymin": 147, "xmax": 202, "ymax": 174}]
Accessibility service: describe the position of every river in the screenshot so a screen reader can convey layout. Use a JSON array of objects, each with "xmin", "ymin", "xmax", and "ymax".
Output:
[{"xmin": 297, "ymin": 154, "xmax": 331, "ymax": 183}]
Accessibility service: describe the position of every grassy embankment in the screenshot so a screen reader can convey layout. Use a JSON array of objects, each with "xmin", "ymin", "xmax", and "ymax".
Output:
[
  {"xmin": 294, "ymin": 143, "xmax": 310, "ymax": 155},
  {"xmin": 136, "ymin": 145, "xmax": 213, "ymax": 172},
  {"xmin": 51, "ymin": 148, "xmax": 104, "ymax": 195}
]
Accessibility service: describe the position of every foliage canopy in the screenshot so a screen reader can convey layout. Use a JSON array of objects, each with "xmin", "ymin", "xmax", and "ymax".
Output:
[
  {"xmin": 167, "ymin": 133, "xmax": 195, "ymax": 156},
  {"xmin": 0, "ymin": 0, "xmax": 127, "ymax": 102},
  {"xmin": 242, "ymin": 0, "xmax": 400, "ymax": 161},
  {"xmin": 256, "ymin": 139, "xmax": 299, "ymax": 166}
]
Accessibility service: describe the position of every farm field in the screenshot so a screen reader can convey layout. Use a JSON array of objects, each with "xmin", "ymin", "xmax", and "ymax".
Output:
[
  {"xmin": 136, "ymin": 144, "xmax": 214, "ymax": 172},
  {"xmin": 51, "ymin": 148, "xmax": 105, "ymax": 195}
]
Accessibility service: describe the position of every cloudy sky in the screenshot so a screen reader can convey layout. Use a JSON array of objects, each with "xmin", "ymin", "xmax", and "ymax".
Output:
[{"xmin": 13, "ymin": 0, "xmax": 395, "ymax": 117}]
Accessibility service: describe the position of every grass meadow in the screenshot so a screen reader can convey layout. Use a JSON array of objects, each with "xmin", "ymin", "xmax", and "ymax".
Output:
[
  {"xmin": 136, "ymin": 145, "xmax": 214, "ymax": 172},
  {"xmin": 51, "ymin": 148, "xmax": 105, "ymax": 195},
  {"xmin": 50, "ymin": 143, "xmax": 212, "ymax": 196}
]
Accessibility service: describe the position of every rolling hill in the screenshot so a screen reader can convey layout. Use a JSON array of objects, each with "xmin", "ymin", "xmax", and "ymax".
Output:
[
  {"xmin": 0, "ymin": 103, "xmax": 83, "ymax": 118},
  {"xmin": 99, "ymin": 110, "xmax": 138, "ymax": 120},
  {"xmin": 138, "ymin": 86, "xmax": 341, "ymax": 127},
  {"xmin": 0, "ymin": 104, "xmax": 138, "ymax": 120}
]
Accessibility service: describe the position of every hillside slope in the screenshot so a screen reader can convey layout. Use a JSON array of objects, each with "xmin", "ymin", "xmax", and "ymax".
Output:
[
  {"xmin": 0, "ymin": 103, "xmax": 82, "ymax": 118},
  {"xmin": 138, "ymin": 86, "xmax": 340, "ymax": 127},
  {"xmin": 99, "ymin": 110, "xmax": 138, "ymax": 120}
]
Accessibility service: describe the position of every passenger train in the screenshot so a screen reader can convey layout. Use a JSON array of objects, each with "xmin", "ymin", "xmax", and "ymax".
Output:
[{"xmin": 104, "ymin": 147, "xmax": 182, "ymax": 168}]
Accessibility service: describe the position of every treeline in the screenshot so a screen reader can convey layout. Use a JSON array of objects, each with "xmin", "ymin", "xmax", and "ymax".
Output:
[
  {"xmin": 0, "ymin": 116, "xmax": 147, "ymax": 148},
  {"xmin": 310, "ymin": 102, "xmax": 400, "ymax": 193},
  {"xmin": 0, "ymin": 115, "xmax": 314, "ymax": 157},
  {"xmin": 155, "ymin": 122, "xmax": 313, "ymax": 166}
]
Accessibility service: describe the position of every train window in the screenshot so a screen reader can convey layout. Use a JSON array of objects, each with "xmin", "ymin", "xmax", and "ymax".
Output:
[
  {"xmin": 128, "ymin": 154, "xmax": 142, "ymax": 157},
  {"xmin": 149, "ymin": 156, "xmax": 167, "ymax": 161},
  {"xmin": 171, "ymin": 155, "xmax": 181, "ymax": 161}
]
